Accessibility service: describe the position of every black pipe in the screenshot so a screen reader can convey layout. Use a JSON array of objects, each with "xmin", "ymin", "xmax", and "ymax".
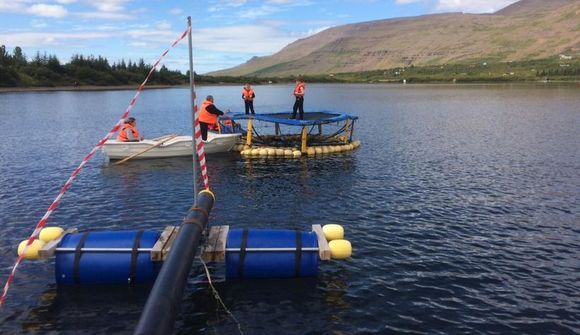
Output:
[{"xmin": 134, "ymin": 190, "xmax": 215, "ymax": 335}]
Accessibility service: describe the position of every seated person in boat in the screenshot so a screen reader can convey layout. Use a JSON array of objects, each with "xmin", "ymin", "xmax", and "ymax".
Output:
[
  {"xmin": 117, "ymin": 117, "xmax": 143, "ymax": 142},
  {"xmin": 199, "ymin": 95, "xmax": 229, "ymax": 141}
]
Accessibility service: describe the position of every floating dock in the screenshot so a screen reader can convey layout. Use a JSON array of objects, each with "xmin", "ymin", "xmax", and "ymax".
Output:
[{"xmin": 220, "ymin": 111, "xmax": 361, "ymax": 157}]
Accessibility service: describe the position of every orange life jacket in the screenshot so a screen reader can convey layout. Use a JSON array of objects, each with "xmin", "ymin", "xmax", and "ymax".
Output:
[
  {"xmin": 242, "ymin": 88, "xmax": 254, "ymax": 101},
  {"xmin": 293, "ymin": 82, "xmax": 305, "ymax": 97},
  {"xmin": 199, "ymin": 100, "xmax": 218, "ymax": 125},
  {"xmin": 117, "ymin": 123, "xmax": 140, "ymax": 141}
]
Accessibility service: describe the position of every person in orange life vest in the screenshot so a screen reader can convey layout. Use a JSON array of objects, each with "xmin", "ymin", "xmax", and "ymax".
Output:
[
  {"xmin": 199, "ymin": 95, "xmax": 229, "ymax": 141},
  {"xmin": 242, "ymin": 83, "xmax": 255, "ymax": 115},
  {"xmin": 117, "ymin": 117, "xmax": 143, "ymax": 142},
  {"xmin": 290, "ymin": 78, "xmax": 305, "ymax": 120}
]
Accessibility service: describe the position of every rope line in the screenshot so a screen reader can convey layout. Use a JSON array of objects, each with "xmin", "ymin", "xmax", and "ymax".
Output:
[
  {"xmin": 199, "ymin": 256, "xmax": 244, "ymax": 335},
  {"xmin": 0, "ymin": 27, "xmax": 190, "ymax": 307}
]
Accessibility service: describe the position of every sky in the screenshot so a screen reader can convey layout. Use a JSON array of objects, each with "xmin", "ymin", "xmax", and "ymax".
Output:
[{"xmin": 0, "ymin": 0, "xmax": 521, "ymax": 74}]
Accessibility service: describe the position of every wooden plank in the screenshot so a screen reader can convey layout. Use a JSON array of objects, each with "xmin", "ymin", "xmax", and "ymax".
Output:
[
  {"xmin": 201, "ymin": 225, "xmax": 229, "ymax": 263},
  {"xmin": 38, "ymin": 228, "xmax": 78, "ymax": 260},
  {"xmin": 312, "ymin": 224, "xmax": 331, "ymax": 261},
  {"xmin": 150, "ymin": 226, "xmax": 178, "ymax": 261},
  {"xmin": 161, "ymin": 226, "xmax": 179, "ymax": 261}
]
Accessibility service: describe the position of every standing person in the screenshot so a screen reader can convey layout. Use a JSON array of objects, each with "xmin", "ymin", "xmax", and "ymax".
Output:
[
  {"xmin": 199, "ymin": 95, "xmax": 228, "ymax": 141},
  {"xmin": 290, "ymin": 78, "xmax": 305, "ymax": 120},
  {"xmin": 116, "ymin": 117, "xmax": 144, "ymax": 142},
  {"xmin": 242, "ymin": 83, "xmax": 255, "ymax": 115}
]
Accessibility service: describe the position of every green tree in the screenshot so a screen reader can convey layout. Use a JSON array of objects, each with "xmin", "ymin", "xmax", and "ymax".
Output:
[{"xmin": 13, "ymin": 47, "xmax": 27, "ymax": 68}]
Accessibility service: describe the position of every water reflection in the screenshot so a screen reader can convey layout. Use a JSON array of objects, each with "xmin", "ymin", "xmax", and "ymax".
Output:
[{"xmin": 21, "ymin": 285, "xmax": 151, "ymax": 334}]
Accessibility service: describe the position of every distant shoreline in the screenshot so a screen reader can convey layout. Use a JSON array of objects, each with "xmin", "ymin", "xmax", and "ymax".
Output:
[
  {"xmin": 1, "ymin": 80, "xmax": 578, "ymax": 93},
  {"xmin": 0, "ymin": 84, "xmax": 187, "ymax": 93}
]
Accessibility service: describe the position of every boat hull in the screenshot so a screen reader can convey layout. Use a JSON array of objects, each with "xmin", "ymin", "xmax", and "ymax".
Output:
[{"xmin": 102, "ymin": 133, "xmax": 240, "ymax": 160}]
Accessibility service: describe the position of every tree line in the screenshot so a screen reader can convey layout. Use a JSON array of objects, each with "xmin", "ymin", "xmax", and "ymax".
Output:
[
  {"xmin": 0, "ymin": 45, "xmax": 188, "ymax": 87},
  {"xmin": 3, "ymin": 45, "xmax": 576, "ymax": 87},
  {"xmin": 0, "ymin": 45, "xmax": 309, "ymax": 88}
]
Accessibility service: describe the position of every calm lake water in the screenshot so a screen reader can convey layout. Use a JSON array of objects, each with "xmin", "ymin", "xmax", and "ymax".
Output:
[{"xmin": 0, "ymin": 84, "xmax": 578, "ymax": 334}]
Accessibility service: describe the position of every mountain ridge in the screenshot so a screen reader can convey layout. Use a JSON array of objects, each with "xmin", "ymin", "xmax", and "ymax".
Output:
[{"xmin": 211, "ymin": 0, "xmax": 580, "ymax": 76}]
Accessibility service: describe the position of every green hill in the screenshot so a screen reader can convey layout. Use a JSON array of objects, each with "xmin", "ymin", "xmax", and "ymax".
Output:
[{"xmin": 211, "ymin": 0, "xmax": 580, "ymax": 77}]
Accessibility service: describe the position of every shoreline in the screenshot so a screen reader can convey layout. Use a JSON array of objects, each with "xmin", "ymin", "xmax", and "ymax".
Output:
[
  {"xmin": 0, "ymin": 81, "xmax": 577, "ymax": 93},
  {"xmin": 0, "ymin": 84, "xmax": 187, "ymax": 93}
]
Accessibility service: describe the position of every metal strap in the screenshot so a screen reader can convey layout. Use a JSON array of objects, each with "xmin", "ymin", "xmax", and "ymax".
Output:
[
  {"xmin": 129, "ymin": 230, "xmax": 145, "ymax": 285},
  {"xmin": 73, "ymin": 232, "xmax": 90, "ymax": 285},
  {"xmin": 237, "ymin": 228, "xmax": 249, "ymax": 278},
  {"xmin": 295, "ymin": 230, "xmax": 302, "ymax": 277}
]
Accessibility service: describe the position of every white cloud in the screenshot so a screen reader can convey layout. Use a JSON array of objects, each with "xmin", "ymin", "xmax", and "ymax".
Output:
[
  {"xmin": 88, "ymin": 0, "xmax": 129, "ymax": 12},
  {"xmin": 55, "ymin": 0, "xmax": 77, "ymax": 4},
  {"xmin": 31, "ymin": 20, "xmax": 48, "ymax": 28},
  {"xmin": 75, "ymin": 11, "xmax": 132, "ymax": 20},
  {"xmin": 0, "ymin": 1, "xmax": 25, "ymax": 12},
  {"xmin": 208, "ymin": 0, "xmax": 251, "ymax": 13},
  {"xmin": 435, "ymin": 0, "xmax": 518, "ymax": 13},
  {"xmin": 169, "ymin": 8, "xmax": 183, "ymax": 15},
  {"xmin": 237, "ymin": 5, "xmax": 279, "ymax": 19},
  {"xmin": 191, "ymin": 24, "xmax": 305, "ymax": 54},
  {"xmin": 395, "ymin": 0, "xmax": 424, "ymax": 4},
  {"xmin": 396, "ymin": 0, "xmax": 519, "ymax": 13},
  {"xmin": 156, "ymin": 20, "xmax": 172, "ymax": 30},
  {"xmin": 27, "ymin": 4, "xmax": 68, "ymax": 18},
  {"xmin": 0, "ymin": 31, "xmax": 112, "ymax": 47},
  {"xmin": 127, "ymin": 41, "xmax": 148, "ymax": 47},
  {"xmin": 0, "ymin": 1, "xmax": 71, "ymax": 17}
]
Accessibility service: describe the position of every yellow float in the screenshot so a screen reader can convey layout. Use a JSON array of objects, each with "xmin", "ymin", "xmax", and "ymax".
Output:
[{"xmin": 329, "ymin": 240, "xmax": 352, "ymax": 260}]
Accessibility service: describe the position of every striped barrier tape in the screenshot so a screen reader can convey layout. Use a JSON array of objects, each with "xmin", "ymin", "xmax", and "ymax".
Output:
[
  {"xmin": 0, "ymin": 27, "xmax": 190, "ymax": 306},
  {"xmin": 192, "ymin": 94, "xmax": 210, "ymax": 189}
]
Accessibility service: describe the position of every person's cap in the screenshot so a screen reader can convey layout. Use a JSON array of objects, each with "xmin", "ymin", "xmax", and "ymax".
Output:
[
  {"xmin": 206, "ymin": 95, "xmax": 214, "ymax": 101},
  {"xmin": 125, "ymin": 117, "xmax": 136, "ymax": 123}
]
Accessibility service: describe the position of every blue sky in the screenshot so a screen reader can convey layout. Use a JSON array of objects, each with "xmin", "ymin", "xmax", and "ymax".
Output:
[{"xmin": 0, "ymin": 0, "xmax": 519, "ymax": 74}]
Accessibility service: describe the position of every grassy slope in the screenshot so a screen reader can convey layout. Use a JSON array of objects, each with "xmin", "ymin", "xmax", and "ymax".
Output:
[{"xmin": 211, "ymin": 0, "xmax": 580, "ymax": 77}]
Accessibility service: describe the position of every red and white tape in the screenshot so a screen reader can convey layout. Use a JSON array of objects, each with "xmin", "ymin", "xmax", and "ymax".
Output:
[
  {"xmin": 192, "ymin": 95, "xmax": 210, "ymax": 189},
  {"xmin": 0, "ymin": 27, "xmax": 190, "ymax": 306}
]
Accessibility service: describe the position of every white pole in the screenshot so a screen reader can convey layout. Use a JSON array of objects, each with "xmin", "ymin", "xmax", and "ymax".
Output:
[{"xmin": 187, "ymin": 16, "xmax": 199, "ymax": 200}]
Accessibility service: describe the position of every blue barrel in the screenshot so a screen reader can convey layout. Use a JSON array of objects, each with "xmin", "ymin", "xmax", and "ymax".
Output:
[
  {"xmin": 226, "ymin": 229, "xmax": 319, "ymax": 279},
  {"xmin": 55, "ymin": 230, "xmax": 161, "ymax": 285}
]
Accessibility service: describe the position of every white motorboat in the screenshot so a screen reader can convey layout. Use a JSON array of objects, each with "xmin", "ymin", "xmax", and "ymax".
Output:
[{"xmin": 102, "ymin": 132, "xmax": 240, "ymax": 160}]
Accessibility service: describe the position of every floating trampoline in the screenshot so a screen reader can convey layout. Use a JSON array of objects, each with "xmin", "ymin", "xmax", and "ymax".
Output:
[{"xmin": 220, "ymin": 111, "xmax": 361, "ymax": 157}]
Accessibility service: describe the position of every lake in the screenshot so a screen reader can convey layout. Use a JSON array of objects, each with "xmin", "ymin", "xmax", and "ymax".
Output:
[{"xmin": 0, "ymin": 83, "xmax": 578, "ymax": 334}]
